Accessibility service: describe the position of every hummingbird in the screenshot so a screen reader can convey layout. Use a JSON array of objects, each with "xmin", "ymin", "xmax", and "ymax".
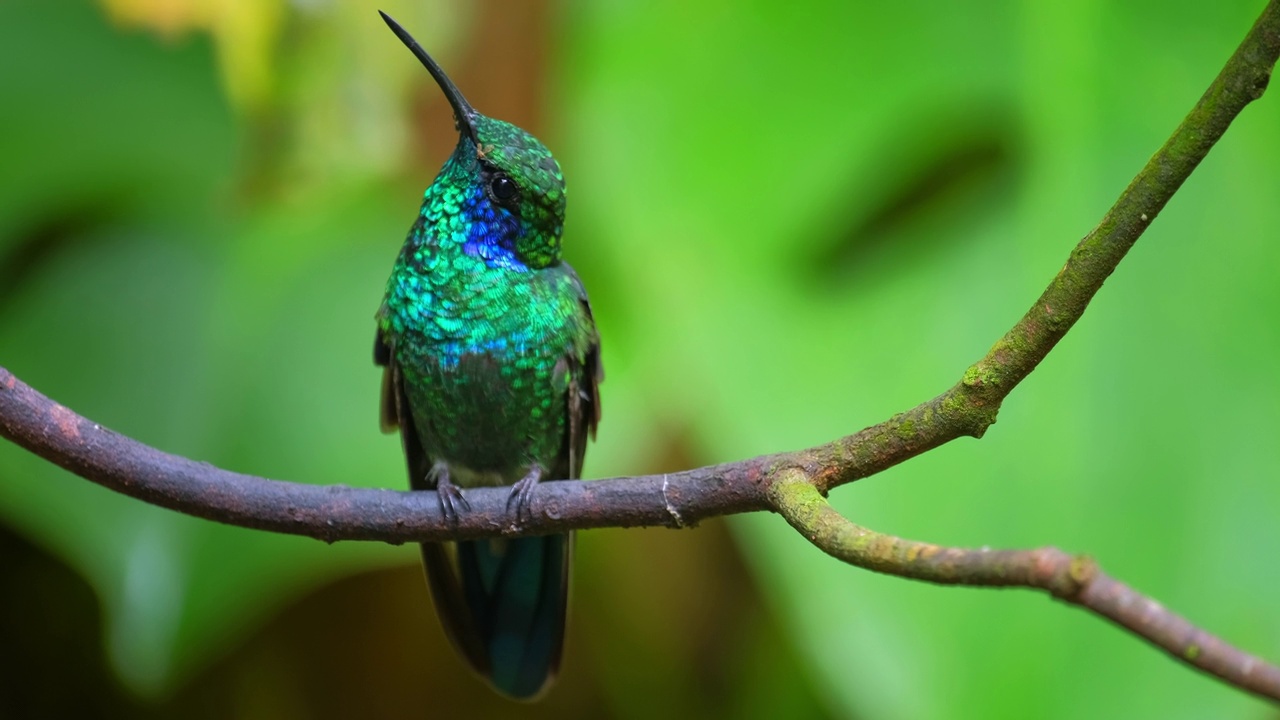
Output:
[{"xmin": 372, "ymin": 12, "xmax": 602, "ymax": 700}]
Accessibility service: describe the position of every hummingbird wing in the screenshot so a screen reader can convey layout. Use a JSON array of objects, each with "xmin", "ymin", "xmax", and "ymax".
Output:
[
  {"xmin": 374, "ymin": 331, "xmax": 399, "ymax": 434},
  {"xmin": 375, "ymin": 329, "xmax": 493, "ymax": 676},
  {"xmin": 559, "ymin": 261, "xmax": 603, "ymax": 482}
]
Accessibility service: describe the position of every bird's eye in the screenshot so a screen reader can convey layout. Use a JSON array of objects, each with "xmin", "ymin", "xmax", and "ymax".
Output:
[{"xmin": 489, "ymin": 174, "xmax": 519, "ymax": 204}]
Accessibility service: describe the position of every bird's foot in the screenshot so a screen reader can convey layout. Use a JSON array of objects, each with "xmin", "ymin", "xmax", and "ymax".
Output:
[
  {"xmin": 506, "ymin": 466, "xmax": 544, "ymax": 525},
  {"xmin": 428, "ymin": 463, "xmax": 470, "ymax": 525}
]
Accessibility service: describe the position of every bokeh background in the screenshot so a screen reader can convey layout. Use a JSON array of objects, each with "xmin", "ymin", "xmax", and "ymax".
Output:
[{"xmin": 2, "ymin": 0, "xmax": 1279, "ymax": 717}]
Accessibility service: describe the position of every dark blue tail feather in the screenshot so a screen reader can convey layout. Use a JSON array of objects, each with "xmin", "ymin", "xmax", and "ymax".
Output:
[{"xmin": 425, "ymin": 533, "xmax": 569, "ymax": 699}]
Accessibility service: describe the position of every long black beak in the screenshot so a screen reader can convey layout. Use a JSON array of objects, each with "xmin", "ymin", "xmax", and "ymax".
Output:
[{"xmin": 379, "ymin": 10, "xmax": 480, "ymax": 146}]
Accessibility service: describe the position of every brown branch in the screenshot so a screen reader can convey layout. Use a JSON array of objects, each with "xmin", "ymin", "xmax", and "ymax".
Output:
[
  {"xmin": 0, "ymin": 366, "xmax": 774, "ymax": 543},
  {"xmin": 0, "ymin": 0, "xmax": 1278, "ymax": 705},
  {"xmin": 768, "ymin": 473, "xmax": 1280, "ymax": 702}
]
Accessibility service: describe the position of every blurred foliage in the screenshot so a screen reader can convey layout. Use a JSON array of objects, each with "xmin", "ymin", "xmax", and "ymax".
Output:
[
  {"xmin": 100, "ymin": 0, "xmax": 285, "ymax": 112},
  {"xmin": 0, "ymin": 0, "xmax": 1278, "ymax": 718}
]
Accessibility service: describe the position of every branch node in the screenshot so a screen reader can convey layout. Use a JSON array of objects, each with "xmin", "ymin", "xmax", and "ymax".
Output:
[
  {"xmin": 1041, "ymin": 550, "xmax": 1097, "ymax": 600},
  {"xmin": 661, "ymin": 474, "xmax": 687, "ymax": 528},
  {"xmin": 1250, "ymin": 65, "xmax": 1272, "ymax": 99}
]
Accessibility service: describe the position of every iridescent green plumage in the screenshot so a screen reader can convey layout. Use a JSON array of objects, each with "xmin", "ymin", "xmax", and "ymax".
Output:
[{"xmin": 373, "ymin": 12, "xmax": 601, "ymax": 700}]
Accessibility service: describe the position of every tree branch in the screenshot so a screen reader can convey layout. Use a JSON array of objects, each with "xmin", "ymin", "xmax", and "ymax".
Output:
[
  {"xmin": 0, "ymin": 365, "xmax": 772, "ymax": 542},
  {"xmin": 1, "ymin": 0, "xmax": 1278, "ymax": 704},
  {"xmin": 768, "ymin": 472, "xmax": 1280, "ymax": 702},
  {"xmin": 806, "ymin": 0, "xmax": 1280, "ymax": 495}
]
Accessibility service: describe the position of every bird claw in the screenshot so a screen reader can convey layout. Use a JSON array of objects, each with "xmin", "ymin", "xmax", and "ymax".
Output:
[
  {"xmin": 429, "ymin": 463, "xmax": 470, "ymax": 525},
  {"xmin": 506, "ymin": 466, "xmax": 543, "ymax": 525}
]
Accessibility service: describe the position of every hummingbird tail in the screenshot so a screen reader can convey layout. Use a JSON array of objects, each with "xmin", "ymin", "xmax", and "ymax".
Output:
[{"xmin": 421, "ymin": 533, "xmax": 571, "ymax": 700}]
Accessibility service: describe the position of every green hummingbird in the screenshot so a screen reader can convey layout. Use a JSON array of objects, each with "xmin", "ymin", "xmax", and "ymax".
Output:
[{"xmin": 373, "ymin": 12, "xmax": 602, "ymax": 700}]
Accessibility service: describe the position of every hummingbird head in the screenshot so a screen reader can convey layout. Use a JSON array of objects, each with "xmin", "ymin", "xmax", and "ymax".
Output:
[{"xmin": 381, "ymin": 11, "xmax": 567, "ymax": 270}]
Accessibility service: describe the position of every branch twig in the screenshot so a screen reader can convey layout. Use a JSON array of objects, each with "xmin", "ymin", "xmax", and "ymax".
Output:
[
  {"xmin": 1, "ymin": 0, "xmax": 1278, "ymax": 704},
  {"xmin": 769, "ymin": 472, "xmax": 1280, "ymax": 701}
]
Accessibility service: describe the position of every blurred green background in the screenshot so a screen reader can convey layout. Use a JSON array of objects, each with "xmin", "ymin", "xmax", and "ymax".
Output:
[{"xmin": 1, "ymin": 0, "xmax": 1278, "ymax": 717}]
